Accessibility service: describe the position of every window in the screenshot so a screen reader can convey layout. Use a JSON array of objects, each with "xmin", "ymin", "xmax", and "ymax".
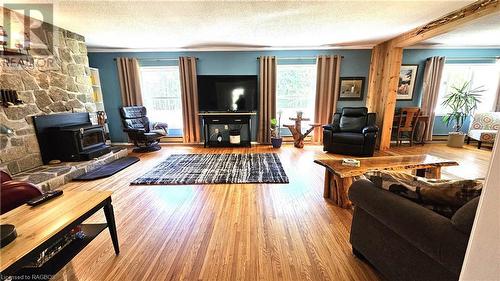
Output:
[
  {"xmin": 276, "ymin": 64, "xmax": 317, "ymax": 135},
  {"xmin": 140, "ymin": 66, "xmax": 183, "ymax": 137},
  {"xmin": 436, "ymin": 62, "xmax": 500, "ymax": 115}
]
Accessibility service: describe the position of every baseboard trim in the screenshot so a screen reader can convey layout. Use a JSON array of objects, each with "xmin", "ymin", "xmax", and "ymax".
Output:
[{"xmin": 111, "ymin": 140, "xmax": 319, "ymax": 147}]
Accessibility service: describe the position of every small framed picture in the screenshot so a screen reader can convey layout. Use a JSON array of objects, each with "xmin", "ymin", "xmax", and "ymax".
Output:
[
  {"xmin": 339, "ymin": 77, "xmax": 365, "ymax": 100},
  {"xmin": 397, "ymin": 65, "xmax": 419, "ymax": 100}
]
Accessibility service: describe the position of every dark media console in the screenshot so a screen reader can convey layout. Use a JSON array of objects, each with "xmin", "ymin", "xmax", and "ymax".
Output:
[{"xmin": 200, "ymin": 112, "xmax": 255, "ymax": 148}]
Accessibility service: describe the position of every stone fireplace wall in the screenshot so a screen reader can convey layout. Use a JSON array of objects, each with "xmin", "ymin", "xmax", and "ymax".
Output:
[{"xmin": 0, "ymin": 13, "xmax": 96, "ymax": 174}]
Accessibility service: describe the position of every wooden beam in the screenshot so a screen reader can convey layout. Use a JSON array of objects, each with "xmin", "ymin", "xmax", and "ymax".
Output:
[
  {"xmin": 366, "ymin": 0, "xmax": 499, "ymax": 151},
  {"xmin": 392, "ymin": 0, "xmax": 500, "ymax": 47}
]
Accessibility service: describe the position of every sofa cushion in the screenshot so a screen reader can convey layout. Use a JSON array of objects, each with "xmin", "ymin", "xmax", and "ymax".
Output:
[
  {"xmin": 364, "ymin": 171, "xmax": 482, "ymax": 217},
  {"xmin": 451, "ymin": 197, "xmax": 480, "ymax": 235},
  {"xmin": 331, "ymin": 132, "xmax": 365, "ymax": 145},
  {"xmin": 468, "ymin": 129, "xmax": 497, "ymax": 143}
]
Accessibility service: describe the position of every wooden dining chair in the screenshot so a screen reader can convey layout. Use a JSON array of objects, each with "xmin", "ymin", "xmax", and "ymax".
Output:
[{"xmin": 393, "ymin": 107, "xmax": 421, "ymax": 146}]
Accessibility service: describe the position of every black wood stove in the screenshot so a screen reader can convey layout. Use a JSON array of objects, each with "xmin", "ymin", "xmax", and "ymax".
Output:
[{"xmin": 33, "ymin": 113, "xmax": 110, "ymax": 163}]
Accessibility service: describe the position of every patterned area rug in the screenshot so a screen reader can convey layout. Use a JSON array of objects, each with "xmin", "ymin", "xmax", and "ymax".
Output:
[{"xmin": 131, "ymin": 153, "xmax": 289, "ymax": 185}]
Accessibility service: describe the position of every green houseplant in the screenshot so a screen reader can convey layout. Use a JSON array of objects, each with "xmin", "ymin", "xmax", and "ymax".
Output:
[
  {"xmin": 270, "ymin": 111, "xmax": 283, "ymax": 148},
  {"xmin": 441, "ymin": 80, "xmax": 483, "ymax": 148}
]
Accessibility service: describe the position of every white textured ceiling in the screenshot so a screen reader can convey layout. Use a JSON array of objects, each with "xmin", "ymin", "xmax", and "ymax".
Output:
[
  {"xmin": 414, "ymin": 12, "xmax": 500, "ymax": 48},
  {"xmin": 3, "ymin": 0, "xmax": 483, "ymax": 51}
]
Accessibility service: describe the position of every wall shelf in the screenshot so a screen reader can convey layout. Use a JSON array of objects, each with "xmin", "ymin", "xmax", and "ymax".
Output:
[{"xmin": 89, "ymin": 68, "xmax": 105, "ymax": 111}]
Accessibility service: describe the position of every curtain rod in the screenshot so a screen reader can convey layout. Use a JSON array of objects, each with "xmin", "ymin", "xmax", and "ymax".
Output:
[
  {"xmin": 113, "ymin": 57, "xmax": 199, "ymax": 61},
  {"xmin": 256, "ymin": 56, "xmax": 344, "ymax": 60}
]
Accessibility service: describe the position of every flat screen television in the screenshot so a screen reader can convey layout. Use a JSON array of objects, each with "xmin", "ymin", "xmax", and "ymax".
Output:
[{"xmin": 197, "ymin": 75, "xmax": 257, "ymax": 112}]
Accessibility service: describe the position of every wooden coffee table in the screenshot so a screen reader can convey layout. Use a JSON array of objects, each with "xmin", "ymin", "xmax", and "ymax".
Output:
[
  {"xmin": 314, "ymin": 154, "xmax": 459, "ymax": 208},
  {"xmin": 1, "ymin": 191, "xmax": 119, "ymax": 277}
]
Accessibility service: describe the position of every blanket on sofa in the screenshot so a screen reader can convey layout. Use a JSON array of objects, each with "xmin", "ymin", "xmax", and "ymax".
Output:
[{"xmin": 363, "ymin": 171, "xmax": 482, "ymax": 217}]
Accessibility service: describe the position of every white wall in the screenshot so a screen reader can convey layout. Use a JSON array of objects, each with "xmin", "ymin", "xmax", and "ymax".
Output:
[{"xmin": 460, "ymin": 130, "xmax": 500, "ymax": 280}]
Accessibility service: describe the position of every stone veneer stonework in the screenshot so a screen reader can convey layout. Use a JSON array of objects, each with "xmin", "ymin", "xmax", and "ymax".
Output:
[
  {"xmin": 1, "ymin": 20, "xmax": 97, "ymax": 174},
  {"xmin": 12, "ymin": 148, "xmax": 128, "ymax": 191}
]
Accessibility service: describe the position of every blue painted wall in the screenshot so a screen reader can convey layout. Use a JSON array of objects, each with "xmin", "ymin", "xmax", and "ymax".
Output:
[
  {"xmin": 88, "ymin": 49, "xmax": 372, "ymax": 143},
  {"xmin": 89, "ymin": 48, "xmax": 499, "ymax": 142},
  {"xmin": 401, "ymin": 48, "xmax": 500, "ymax": 135}
]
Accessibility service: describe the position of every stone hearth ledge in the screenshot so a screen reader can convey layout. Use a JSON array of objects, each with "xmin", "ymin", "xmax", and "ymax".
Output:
[{"xmin": 12, "ymin": 148, "xmax": 128, "ymax": 191}]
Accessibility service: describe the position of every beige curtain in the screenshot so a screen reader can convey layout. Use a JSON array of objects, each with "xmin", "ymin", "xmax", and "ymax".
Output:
[
  {"xmin": 313, "ymin": 55, "xmax": 341, "ymax": 143},
  {"xmin": 421, "ymin": 56, "xmax": 445, "ymax": 141},
  {"xmin": 116, "ymin": 57, "xmax": 143, "ymax": 106},
  {"xmin": 257, "ymin": 56, "xmax": 277, "ymax": 144},
  {"xmin": 179, "ymin": 57, "xmax": 200, "ymax": 143}
]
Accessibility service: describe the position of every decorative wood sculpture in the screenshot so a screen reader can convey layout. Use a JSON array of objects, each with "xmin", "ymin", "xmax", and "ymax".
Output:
[{"xmin": 283, "ymin": 112, "xmax": 321, "ymax": 148}]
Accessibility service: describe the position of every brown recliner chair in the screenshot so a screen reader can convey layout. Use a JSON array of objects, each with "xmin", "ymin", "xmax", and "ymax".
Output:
[{"xmin": 1, "ymin": 171, "xmax": 42, "ymax": 214}]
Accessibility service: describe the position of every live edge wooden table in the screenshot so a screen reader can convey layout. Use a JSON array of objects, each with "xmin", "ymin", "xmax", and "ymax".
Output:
[
  {"xmin": 314, "ymin": 154, "xmax": 459, "ymax": 209},
  {"xmin": 0, "ymin": 191, "xmax": 119, "ymax": 279}
]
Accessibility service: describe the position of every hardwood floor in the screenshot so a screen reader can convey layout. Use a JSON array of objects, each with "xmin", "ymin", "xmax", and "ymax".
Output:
[{"xmin": 51, "ymin": 143, "xmax": 492, "ymax": 281}]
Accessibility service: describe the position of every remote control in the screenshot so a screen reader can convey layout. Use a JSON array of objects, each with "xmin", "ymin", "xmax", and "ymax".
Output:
[{"xmin": 27, "ymin": 190, "xmax": 64, "ymax": 206}]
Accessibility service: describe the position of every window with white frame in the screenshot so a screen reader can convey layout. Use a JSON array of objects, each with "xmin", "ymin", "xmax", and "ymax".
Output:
[
  {"xmin": 276, "ymin": 64, "xmax": 317, "ymax": 135},
  {"xmin": 139, "ymin": 66, "xmax": 183, "ymax": 137},
  {"xmin": 435, "ymin": 62, "xmax": 500, "ymax": 115}
]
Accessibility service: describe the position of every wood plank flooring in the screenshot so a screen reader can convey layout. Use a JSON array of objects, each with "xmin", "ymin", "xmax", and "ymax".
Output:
[{"xmin": 50, "ymin": 143, "xmax": 492, "ymax": 281}]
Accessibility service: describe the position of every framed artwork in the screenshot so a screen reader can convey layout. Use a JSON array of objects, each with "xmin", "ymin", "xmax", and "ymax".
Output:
[
  {"xmin": 397, "ymin": 65, "xmax": 419, "ymax": 100},
  {"xmin": 338, "ymin": 77, "xmax": 365, "ymax": 100}
]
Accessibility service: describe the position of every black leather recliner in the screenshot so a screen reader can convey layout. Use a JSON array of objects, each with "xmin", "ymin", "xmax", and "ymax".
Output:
[
  {"xmin": 119, "ymin": 106, "xmax": 168, "ymax": 152},
  {"xmin": 322, "ymin": 107, "xmax": 378, "ymax": 157}
]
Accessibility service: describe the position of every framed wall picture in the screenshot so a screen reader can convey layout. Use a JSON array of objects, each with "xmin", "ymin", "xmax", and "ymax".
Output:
[
  {"xmin": 338, "ymin": 77, "xmax": 365, "ymax": 100},
  {"xmin": 397, "ymin": 65, "xmax": 419, "ymax": 100}
]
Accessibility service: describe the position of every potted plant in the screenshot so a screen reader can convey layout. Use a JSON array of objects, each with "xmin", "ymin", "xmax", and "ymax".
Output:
[
  {"xmin": 441, "ymin": 80, "xmax": 483, "ymax": 148},
  {"xmin": 270, "ymin": 111, "xmax": 283, "ymax": 148}
]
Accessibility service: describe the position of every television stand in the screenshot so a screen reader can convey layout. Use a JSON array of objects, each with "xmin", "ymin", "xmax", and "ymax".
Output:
[{"xmin": 199, "ymin": 112, "xmax": 255, "ymax": 148}]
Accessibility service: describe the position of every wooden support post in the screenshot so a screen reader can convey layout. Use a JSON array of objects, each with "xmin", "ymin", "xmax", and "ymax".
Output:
[{"xmin": 366, "ymin": 42, "xmax": 403, "ymax": 150}]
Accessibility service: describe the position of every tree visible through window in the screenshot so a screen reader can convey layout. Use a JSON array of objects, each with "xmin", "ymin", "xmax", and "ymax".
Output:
[
  {"xmin": 276, "ymin": 64, "xmax": 317, "ymax": 135},
  {"xmin": 140, "ymin": 66, "xmax": 183, "ymax": 137}
]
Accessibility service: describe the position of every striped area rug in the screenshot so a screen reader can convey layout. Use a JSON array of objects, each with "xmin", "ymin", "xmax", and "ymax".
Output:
[{"xmin": 131, "ymin": 153, "xmax": 289, "ymax": 185}]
